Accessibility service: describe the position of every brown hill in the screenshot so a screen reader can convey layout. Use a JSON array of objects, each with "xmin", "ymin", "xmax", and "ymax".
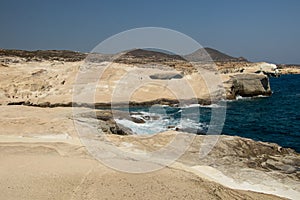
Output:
[
  {"xmin": 114, "ymin": 48, "xmax": 186, "ymax": 64},
  {"xmin": 0, "ymin": 47, "xmax": 248, "ymax": 63},
  {"xmin": 185, "ymin": 47, "xmax": 248, "ymax": 62},
  {"xmin": 115, "ymin": 48, "xmax": 248, "ymax": 63},
  {"xmin": 0, "ymin": 49, "xmax": 86, "ymax": 62}
]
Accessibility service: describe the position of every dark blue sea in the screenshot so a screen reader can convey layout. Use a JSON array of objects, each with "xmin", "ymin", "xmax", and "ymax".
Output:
[
  {"xmin": 114, "ymin": 74, "xmax": 300, "ymax": 152},
  {"xmin": 223, "ymin": 74, "xmax": 300, "ymax": 152}
]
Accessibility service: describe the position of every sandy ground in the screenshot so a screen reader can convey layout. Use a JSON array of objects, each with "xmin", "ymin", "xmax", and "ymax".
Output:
[
  {"xmin": 0, "ymin": 105, "xmax": 295, "ymax": 200},
  {"xmin": 0, "ymin": 152, "xmax": 284, "ymax": 200}
]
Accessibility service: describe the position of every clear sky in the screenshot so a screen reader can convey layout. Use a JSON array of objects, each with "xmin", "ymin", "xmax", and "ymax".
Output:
[{"xmin": 0, "ymin": 0, "xmax": 299, "ymax": 64}]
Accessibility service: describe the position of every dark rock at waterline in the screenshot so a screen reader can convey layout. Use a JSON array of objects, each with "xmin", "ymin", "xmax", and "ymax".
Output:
[
  {"xmin": 142, "ymin": 115, "xmax": 151, "ymax": 120},
  {"xmin": 109, "ymin": 123, "xmax": 135, "ymax": 135},
  {"xmin": 76, "ymin": 110, "xmax": 137, "ymax": 135},
  {"xmin": 176, "ymin": 127, "xmax": 206, "ymax": 135},
  {"xmin": 167, "ymin": 125, "xmax": 176, "ymax": 129},
  {"xmin": 130, "ymin": 112, "xmax": 161, "ymax": 121},
  {"xmin": 130, "ymin": 116, "xmax": 145, "ymax": 123},
  {"xmin": 78, "ymin": 110, "xmax": 112, "ymax": 121}
]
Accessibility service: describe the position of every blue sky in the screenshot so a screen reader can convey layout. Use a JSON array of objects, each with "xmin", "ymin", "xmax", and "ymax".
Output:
[{"xmin": 0, "ymin": 0, "xmax": 299, "ymax": 63}]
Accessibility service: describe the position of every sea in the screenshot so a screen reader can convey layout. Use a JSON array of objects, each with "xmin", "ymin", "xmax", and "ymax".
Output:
[{"xmin": 114, "ymin": 74, "xmax": 300, "ymax": 152}]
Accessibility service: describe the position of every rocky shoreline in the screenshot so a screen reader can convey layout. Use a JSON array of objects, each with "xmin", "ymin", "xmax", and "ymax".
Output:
[
  {"xmin": 0, "ymin": 49, "xmax": 299, "ymax": 199},
  {"xmin": 0, "ymin": 105, "xmax": 299, "ymax": 199}
]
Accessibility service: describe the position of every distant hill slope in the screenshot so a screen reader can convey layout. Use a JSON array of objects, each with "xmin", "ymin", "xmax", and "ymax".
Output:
[
  {"xmin": 0, "ymin": 47, "xmax": 248, "ymax": 63},
  {"xmin": 185, "ymin": 48, "xmax": 248, "ymax": 62},
  {"xmin": 114, "ymin": 49, "xmax": 186, "ymax": 64},
  {"xmin": 115, "ymin": 48, "xmax": 249, "ymax": 64},
  {"xmin": 0, "ymin": 49, "xmax": 86, "ymax": 62}
]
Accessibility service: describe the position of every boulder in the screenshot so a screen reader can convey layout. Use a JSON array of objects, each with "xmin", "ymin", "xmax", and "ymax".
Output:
[
  {"xmin": 230, "ymin": 74, "xmax": 272, "ymax": 97},
  {"xmin": 109, "ymin": 123, "xmax": 135, "ymax": 135},
  {"xmin": 130, "ymin": 116, "xmax": 145, "ymax": 123}
]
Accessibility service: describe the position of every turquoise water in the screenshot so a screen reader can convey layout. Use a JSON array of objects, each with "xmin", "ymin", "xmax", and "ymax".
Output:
[{"xmin": 113, "ymin": 74, "xmax": 300, "ymax": 152}]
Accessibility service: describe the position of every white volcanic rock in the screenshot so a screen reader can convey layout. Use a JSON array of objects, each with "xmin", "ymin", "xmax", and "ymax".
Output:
[
  {"xmin": 0, "ymin": 59, "xmax": 79, "ymax": 105},
  {"xmin": 0, "ymin": 105, "xmax": 298, "ymax": 199},
  {"xmin": 243, "ymin": 62, "xmax": 280, "ymax": 76},
  {"xmin": 0, "ymin": 53, "xmax": 282, "ymax": 106}
]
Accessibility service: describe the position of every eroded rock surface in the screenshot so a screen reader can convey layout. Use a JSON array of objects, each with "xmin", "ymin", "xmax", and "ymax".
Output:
[
  {"xmin": 0, "ymin": 49, "xmax": 283, "ymax": 106},
  {"xmin": 228, "ymin": 74, "xmax": 271, "ymax": 98},
  {"xmin": 0, "ymin": 104, "xmax": 298, "ymax": 199}
]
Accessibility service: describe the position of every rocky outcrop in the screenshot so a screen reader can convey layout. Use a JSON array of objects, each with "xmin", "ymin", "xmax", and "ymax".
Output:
[
  {"xmin": 217, "ymin": 62, "xmax": 280, "ymax": 76},
  {"xmin": 227, "ymin": 74, "xmax": 272, "ymax": 98},
  {"xmin": 76, "ymin": 110, "xmax": 137, "ymax": 135},
  {"xmin": 180, "ymin": 135, "xmax": 300, "ymax": 178},
  {"xmin": 149, "ymin": 73, "xmax": 183, "ymax": 80},
  {"xmin": 176, "ymin": 134, "xmax": 300, "ymax": 199},
  {"xmin": 243, "ymin": 62, "xmax": 280, "ymax": 77}
]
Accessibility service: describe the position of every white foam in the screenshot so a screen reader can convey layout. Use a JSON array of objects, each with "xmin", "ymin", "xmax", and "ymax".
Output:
[
  {"xmin": 235, "ymin": 95, "xmax": 249, "ymax": 100},
  {"xmin": 181, "ymin": 103, "xmax": 224, "ymax": 108},
  {"xmin": 116, "ymin": 110, "xmax": 207, "ymax": 135},
  {"xmin": 177, "ymin": 118, "xmax": 204, "ymax": 129},
  {"xmin": 256, "ymin": 95, "xmax": 269, "ymax": 98},
  {"xmin": 182, "ymin": 104, "xmax": 201, "ymax": 108},
  {"xmin": 115, "ymin": 118, "xmax": 167, "ymax": 135},
  {"xmin": 236, "ymin": 95, "xmax": 269, "ymax": 100},
  {"xmin": 199, "ymin": 104, "xmax": 224, "ymax": 108},
  {"xmin": 220, "ymin": 98, "xmax": 234, "ymax": 102}
]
